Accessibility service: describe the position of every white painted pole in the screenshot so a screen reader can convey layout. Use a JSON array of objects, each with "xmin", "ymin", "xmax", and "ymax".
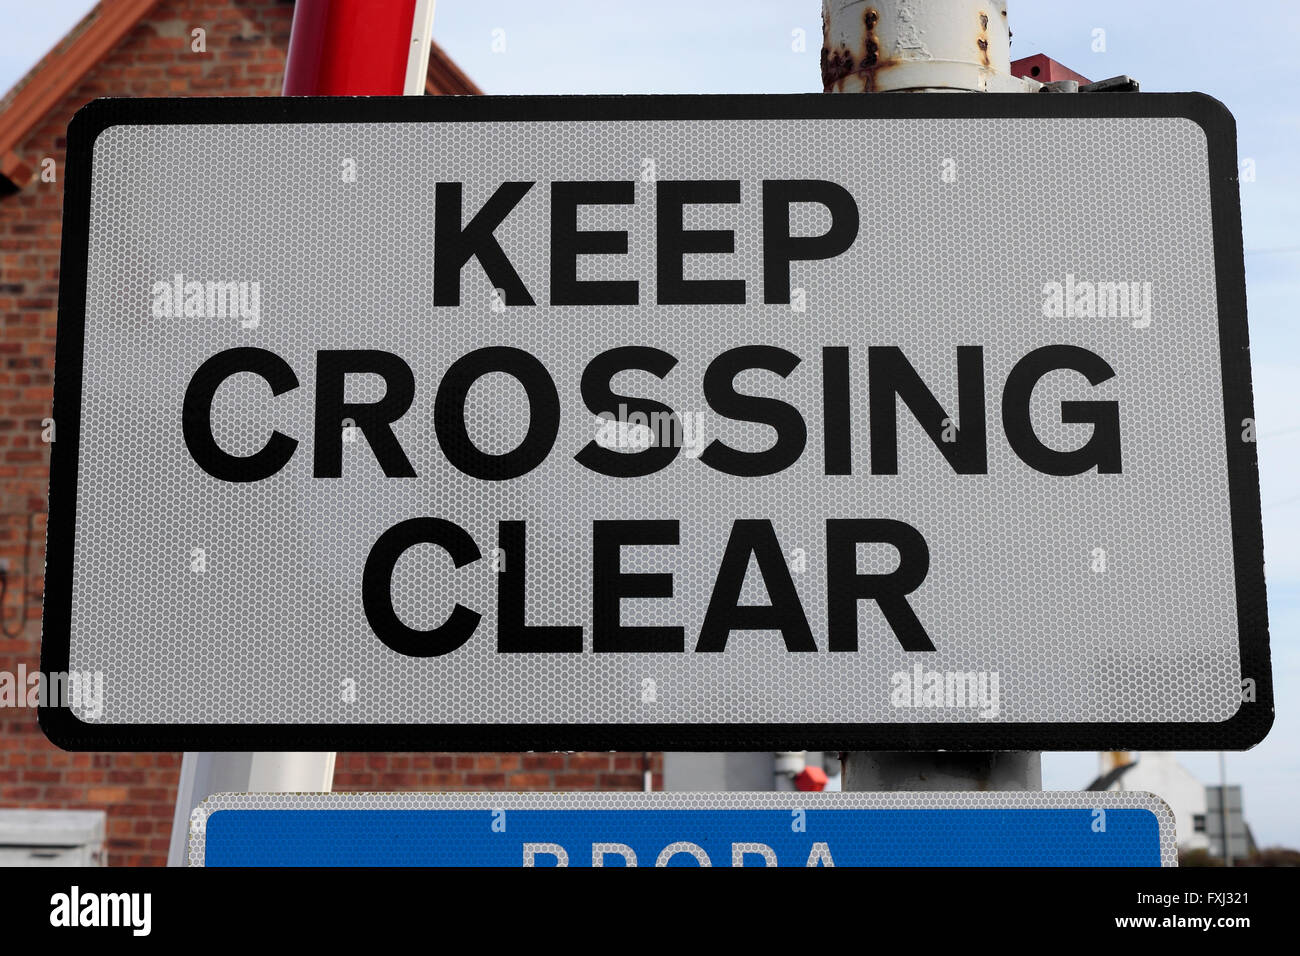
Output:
[
  {"xmin": 166, "ymin": 752, "xmax": 336, "ymax": 866},
  {"xmin": 824, "ymin": 0, "xmax": 1040, "ymax": 793},
  {"xmin": 774, "ymin": 751, "xmax": 806, "ymax": 791},
  {"xmin": 404, "ymin": 0, "xmax": 438, "ymax": 96},
  {"xmin": 821, "ymin": 0, "xmax": 1036, "ymax": 94}
]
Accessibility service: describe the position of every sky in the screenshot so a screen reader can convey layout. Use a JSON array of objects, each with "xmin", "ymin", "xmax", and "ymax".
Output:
[{"xmin": 2, "ymin": 1, "xmax": 1298, "ymax": 847}]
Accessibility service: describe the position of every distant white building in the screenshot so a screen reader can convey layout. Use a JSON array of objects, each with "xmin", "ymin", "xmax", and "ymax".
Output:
[{"xmin": 1099, "ymin": 752, "xmax": 1209, "ymax": 851}]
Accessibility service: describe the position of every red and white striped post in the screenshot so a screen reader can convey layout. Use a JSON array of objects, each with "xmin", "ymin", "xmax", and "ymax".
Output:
[
  {"xmin": 166, "ymin": 0, "xmax": 436, "ymax": 867},
  {"xmin": 283, "ymin": 0, "xmax": 437, "ymax": 96}
]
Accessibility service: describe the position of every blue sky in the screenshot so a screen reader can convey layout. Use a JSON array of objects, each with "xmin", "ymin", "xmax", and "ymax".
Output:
[{"xmin": 3, "ymin": 1, "xmax": 1298, "ymax": 846}]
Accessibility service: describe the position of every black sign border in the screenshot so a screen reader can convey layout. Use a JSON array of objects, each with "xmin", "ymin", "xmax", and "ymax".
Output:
[{"xmin": 41, "ymin": 92, "xmax": 1272, "ymax": 751}]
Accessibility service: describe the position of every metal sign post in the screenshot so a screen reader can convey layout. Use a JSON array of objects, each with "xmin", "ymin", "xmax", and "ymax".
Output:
[{"xmin": 824, "ymin": 0, "xmax": 1041, "ymax": 793}]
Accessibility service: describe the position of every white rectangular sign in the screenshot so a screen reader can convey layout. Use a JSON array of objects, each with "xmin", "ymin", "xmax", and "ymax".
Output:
[{"xmin": 42, "ymin": 93, "xmax": 1270, "ymax": 750}]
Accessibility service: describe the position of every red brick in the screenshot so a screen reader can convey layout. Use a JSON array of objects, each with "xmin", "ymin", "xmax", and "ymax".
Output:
[
  {"xmin": 553, "ymin": 774, "xmax": 599, "ymax": 790},
  {"xmin": 567, "ymin": 754, "xmax": 613, "ymax": 771},
  {"xmin": 505, "ymin": 773, "xmax": 552, "ymax": 789},
  {"xmin": 523, "ymin": 754, "xmax": 566, "ymax": 771},
  {"xmin": 463, "ymin": 773, "xmax": 507, "ymax": 788}
]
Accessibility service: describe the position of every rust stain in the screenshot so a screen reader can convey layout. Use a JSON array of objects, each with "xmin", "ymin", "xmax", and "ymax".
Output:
[
  {"xmin": 977, "ymin": 10, "xmax": 991, "ymax": 67},
  {"xmin": 863, "ymin": 8, "xmax": 880, "ymax": 67},
  {"xmin": 820, "ymin": 6, "xmax": 898, "ymax": 93},
  {"xmin": 821, "ymin": 45, "xmax": 856, "ymax": 92},
  {"xmin": 857, "ymin": 7, "xmax": 889, "ymax": 91},
  {"xmin": 820, "ymin": 4, "xmax": 833, "ymax": 90}
]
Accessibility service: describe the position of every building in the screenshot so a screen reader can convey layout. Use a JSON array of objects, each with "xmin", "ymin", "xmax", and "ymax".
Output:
[
  {"xmin": 1097, "ymin": 751, "xmax": 1254, "ymax": 858},
  {"xmin": 1098, "ymin": 752, "xmax": 1209, "ymax": 852},
  {"xmin": 0, "ymin": 0, "xmax": 661, "ymax": 867}
]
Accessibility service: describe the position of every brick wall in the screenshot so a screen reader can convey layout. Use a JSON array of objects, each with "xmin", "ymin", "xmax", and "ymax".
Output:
[
  {"xmin": 332, "ymin": 753, "xmax": 664, "ymax": 794},
  {"xmin": 0, "ymin": 0, "xmax": 659, "ymax": 867}
]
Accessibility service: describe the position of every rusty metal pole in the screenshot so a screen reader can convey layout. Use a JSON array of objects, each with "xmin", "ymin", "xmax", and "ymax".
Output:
[
  {"xmin": 824, "ymin": 0, "xmax": 1042, "ymax": 793},
  {"xmin": 821, "ymin": 0, "xmax": 1037, "ymax": 94}
]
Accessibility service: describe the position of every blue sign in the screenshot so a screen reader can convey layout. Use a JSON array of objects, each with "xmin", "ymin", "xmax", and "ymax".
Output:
[{"xmin": 191, "ymin": 793, "xmax": 1174, "ymax": 867}]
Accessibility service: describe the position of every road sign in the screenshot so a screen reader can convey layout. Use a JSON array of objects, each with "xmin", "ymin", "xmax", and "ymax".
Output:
[
  {"xmin": 185, "ymin": 791, "xmax": 1176, "ymax": 867},
  {"xmin": 1205, "ymin": 785, "xmax": 1250, "ymax": 862},
  {"xmin": 42, "ymin": 93, "xmax": 1270, "ymax": 750}
]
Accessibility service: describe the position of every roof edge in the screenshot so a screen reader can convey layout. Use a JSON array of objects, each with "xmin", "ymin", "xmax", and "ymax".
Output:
[
  {"xmin": 425, "ymin": 39, "xmax": 483, "ymax": 96},
  {"xmin": 0, "ymin": 0, "xmax": 160, "ymax": 166}
]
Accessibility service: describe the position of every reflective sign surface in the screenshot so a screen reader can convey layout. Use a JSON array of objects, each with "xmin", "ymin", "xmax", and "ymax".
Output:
[{"xmin": 42, "ymin": 94, "xmax": 1270, "ymax": 750}]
